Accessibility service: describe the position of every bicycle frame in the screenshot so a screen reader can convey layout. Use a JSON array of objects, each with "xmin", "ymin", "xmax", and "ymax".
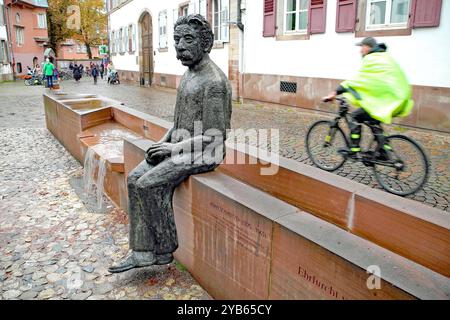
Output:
[{"xmin": 326, "ymin": 98, "xmax": 401, "ymax": 169}]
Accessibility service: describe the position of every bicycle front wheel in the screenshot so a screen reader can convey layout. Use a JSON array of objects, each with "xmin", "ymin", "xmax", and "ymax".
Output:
[
  {"xmin": 373, "ymin": 135, "xmax": 429, "ymax": 196},
  {"xmin": 306, "ymin": 120, "xmax": 347, "ymax": 171}
]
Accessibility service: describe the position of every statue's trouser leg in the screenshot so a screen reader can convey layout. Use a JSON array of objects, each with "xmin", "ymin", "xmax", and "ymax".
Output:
[
  {"xmin": 127, "ymin": 160, "xmax": 156, "ymax": 252},
  {"xmin": 127, "ymin": 155, "xmax": 218, "ymax": 255}
]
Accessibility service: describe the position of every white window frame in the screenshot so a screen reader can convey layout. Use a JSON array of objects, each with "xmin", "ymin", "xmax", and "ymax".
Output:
[
  {"xmin": 284, "ymin": 0, "xmax": 309, "ymax": 34},
  {"xmin": 366, "ymin": 0, "xmax": 411, "ymax": 30},
  {"xmin": 173, "ymin": 9, "xmax": 179, "ymax": 25},
  {"xmin": 158, "ymin": 10, "xmax": 168, "ymax": 49},
  {"xmin": 132, "ymin": 24, "xmax": 136, "ymax": 52},
  {"xmin": 111, "ymin": 30, "xmax": 115, "ymax": 54},
  {"xmin": 119, "ymin": 27, "xmax": 123, "ymax": 53},
  {"xmin": 180, "ymin": 4, "xmax": 189, "ymax": 17},
  {"xmin": 199, "ymin": 0, "xmax": 207, "ymax": 18},
  {"xmin": 0, "ymin": 4, "xmax": 6, "ymax": 26},
  {"xmin": 213, "ymin": 0, "xmax": 229, "ymax": 43},
  {"xmin": 37, "ymin": 13, "xmax": 47, "ymax": 29},
  {"xmin": 0, "ymin": 40, "xmax": 9, "ymax": 63},
  {"xmin": 128, "ymin": 24, "xmax": 135, "ymax": 52},
  {"xmin": 188, "ymin": 0, "xmax": 197, "ymax": 14},
  {"xmin": 116, "ymin": 30, "xmax": 120, "ymax": 53},
  {"xmin": 15, "ymin": 26, "xmax": 24, "ymax": 46},
  {"xmin": 77, "ymin": 43, "xmax": 87, "ymax": 54},
  {"xmin": 122, "ymin": 26, "xmax": 128, "ymax": 53}
]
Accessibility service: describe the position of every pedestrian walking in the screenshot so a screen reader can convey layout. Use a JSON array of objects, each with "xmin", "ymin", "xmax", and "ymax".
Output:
[
  {"xmin": 43, "ymin": 58, "xmax": 55, "ymax": 89},
  {"xmin": 73, "ymin": 64, "xmax": 82, "ymax": 82},
  {"xmin": 92, "ymin": 64, "xmax": 99, "ymax": 84},
  {"xmin": 100, "ymin": 63, "xmax": 105, "ymax": 79}
]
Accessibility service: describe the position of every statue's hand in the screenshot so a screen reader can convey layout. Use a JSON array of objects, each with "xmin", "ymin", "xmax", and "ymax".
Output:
[{"xmin": 146, "ymin": 142, "xmax": 173, "ymax": 162}]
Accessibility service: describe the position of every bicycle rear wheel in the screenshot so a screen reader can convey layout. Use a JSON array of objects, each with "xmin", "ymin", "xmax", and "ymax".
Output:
[
  {"xmin": 306, "ymin": 120, "xmax": 348, "ymax": 171},
  {"xmin": 373, "ymin": 135, "xmax": 429, "ymax": 196}
]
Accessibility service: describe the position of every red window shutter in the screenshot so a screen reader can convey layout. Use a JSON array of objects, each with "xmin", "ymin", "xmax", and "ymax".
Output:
[
  {"xmin": 309, "ymin": 0, "xmax": 327, "ymax": 34},
  {"xmin": 263, "ymin": 0, "xmax": 276, "ymax": 37},
  {"xmin": 335, "ymin": 0, "xmax": 357, "ymax": 33},
  {"xmin": 411, "ymin": 0, "xmax": 442, "ymax": 28}
]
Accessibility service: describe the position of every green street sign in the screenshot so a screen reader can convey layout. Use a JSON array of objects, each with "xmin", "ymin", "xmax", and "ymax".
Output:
[{"xmin": 99, "ymin": 45, "xmax": 108, "ymax": 55}]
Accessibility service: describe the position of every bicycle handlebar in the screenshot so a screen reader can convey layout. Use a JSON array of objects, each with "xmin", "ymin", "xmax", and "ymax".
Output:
[{"xmin": 322, "ymin": 96, "xmax": 347, "ymax": 104}]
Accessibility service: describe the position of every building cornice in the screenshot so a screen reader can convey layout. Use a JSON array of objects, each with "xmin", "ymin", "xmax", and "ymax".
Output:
[
  {"xmin": 108, "ymin": 0, "xmax": 134, "ymax": 16},
  {"xmin": 7, "ymin": 0, "xmax": 48, "ymax": 9}
]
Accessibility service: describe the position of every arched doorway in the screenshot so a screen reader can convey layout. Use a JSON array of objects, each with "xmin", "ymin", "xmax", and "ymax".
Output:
[{"xmin": 139, "ymin": 11, "xmax": 153, "ymax": 86}]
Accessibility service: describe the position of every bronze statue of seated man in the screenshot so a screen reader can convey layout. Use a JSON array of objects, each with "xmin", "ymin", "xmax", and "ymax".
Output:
[{"xmin": 109, "ymin": 14, "xmax": 232, "ymax": 273}]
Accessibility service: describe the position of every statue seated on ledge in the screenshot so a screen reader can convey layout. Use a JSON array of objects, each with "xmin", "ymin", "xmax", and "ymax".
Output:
[{"xmin": 109, "ymin": 14, "xmax": 232, "ymax": 273}]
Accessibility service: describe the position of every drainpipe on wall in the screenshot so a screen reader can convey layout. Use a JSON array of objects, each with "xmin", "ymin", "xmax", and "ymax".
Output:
[
  {"xmin": 237, "ymin": 0, "xmax": 245, "ymax": 103},
  {"xmin": 5, "ymin": 1, "xmax": 16, "ymax": 79}
]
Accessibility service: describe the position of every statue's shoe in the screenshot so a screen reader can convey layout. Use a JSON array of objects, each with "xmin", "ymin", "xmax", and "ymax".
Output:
[
  {"xmin": 155, "ymin": 253, "xmax": 174, "ymax": 265},
  {"xmin": 108, "ymin": 251, "xmax": 156, "ymax": 273}
]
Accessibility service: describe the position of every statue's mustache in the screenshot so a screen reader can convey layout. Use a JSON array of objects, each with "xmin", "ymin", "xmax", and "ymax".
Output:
[{"xmin": 176, "ymin": 51, "xmax": 193, "ymax": 60}]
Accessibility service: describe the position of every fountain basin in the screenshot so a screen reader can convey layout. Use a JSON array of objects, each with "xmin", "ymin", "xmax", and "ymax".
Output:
[
  {"xmin": 51, "ymin": 93, "xmax": 99, "ymax": 100},
  {"xmin": 62, "ymin": 98, "xmax": 114, "ymax": 114}
]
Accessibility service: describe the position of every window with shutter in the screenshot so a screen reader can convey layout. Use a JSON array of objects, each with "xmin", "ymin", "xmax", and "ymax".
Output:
[
  {"xmin": 411, "ymin": 0, "xmax": 442, "ymax": 28},
  {"xmin": 309, "ymin": 0, "xmax": 327, "ymax": 34},
  {"xmin": 263, "ymin": 0, "xmax": 277, "ymax": 37},
  {"xmin": 336, "ymin": 0, "xmax": 357, "ymax": 32}
]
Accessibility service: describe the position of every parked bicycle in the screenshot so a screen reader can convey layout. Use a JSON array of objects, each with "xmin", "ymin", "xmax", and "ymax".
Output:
[
  {"xmin": 24, "ymin": 72, "xmax": 43, "ymax": 86},
  {"xmin": 305, "ymin": 96, "xmax": 429, "ymax": 196},
  {"xmin": 59, "ymin": 69, "xmax": 73, "ymax": 81}
]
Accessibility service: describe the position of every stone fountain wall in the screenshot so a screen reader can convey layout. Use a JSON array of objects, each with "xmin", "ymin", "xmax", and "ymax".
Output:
[{"xmin": 43, "ymin": 92, "xmax": 450, "ymax": 300}]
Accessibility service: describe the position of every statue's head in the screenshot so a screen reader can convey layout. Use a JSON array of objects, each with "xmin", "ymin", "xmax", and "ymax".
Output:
[{"xmin": 174, "ymin": 14, "xmax": 214, "ymax": 67}]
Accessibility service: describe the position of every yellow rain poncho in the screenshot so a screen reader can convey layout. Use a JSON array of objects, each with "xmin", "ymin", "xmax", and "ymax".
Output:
[{"xmin": 340, "ymin": 49, "xmax": 414, "ymax": 124}]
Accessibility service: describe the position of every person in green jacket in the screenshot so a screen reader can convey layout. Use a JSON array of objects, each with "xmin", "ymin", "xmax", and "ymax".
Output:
[
  {"xmin": 43, "ymin": 58, "xmax": 55, "ymax": 89},
  {"xmin": 324, "ymin": 37, "xmax": 414, "ymax": 157}
]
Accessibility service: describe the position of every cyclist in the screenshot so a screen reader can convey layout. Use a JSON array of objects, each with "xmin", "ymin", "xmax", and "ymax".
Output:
[{"xmin": 323, "ymin": 37, "xmax": 414, "ymax": 159}]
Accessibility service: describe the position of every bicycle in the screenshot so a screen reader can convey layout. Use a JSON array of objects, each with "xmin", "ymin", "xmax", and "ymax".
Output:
[
  {"xmin": 59, "ymin": 69, "xmax": 73, "ymax": 81},
  {"xmin": 305, "ymin": 96, "xmax": 429, "ymax": 196},
  {"xmin": 24, "ymin": 73, "xmax": 43, "ymax": 86}
]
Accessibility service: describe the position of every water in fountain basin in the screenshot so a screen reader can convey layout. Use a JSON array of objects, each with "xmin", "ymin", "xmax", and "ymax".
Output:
[
  {"xmin": 96, "ymin": 158, "xmax": 107, "ymax": 209},
  {"xmin": 83, "ymin": 147, "xmax": 108, "ymax": 210},
  {"xmin": 83, "ymin": 148, "xmax": 97, "ymax": 195}
]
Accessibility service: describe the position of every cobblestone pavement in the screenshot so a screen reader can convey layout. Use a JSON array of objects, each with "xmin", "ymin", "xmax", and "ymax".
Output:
[
  {"xmin": 37, "ymin": 77, "xmax": 448, "ymax": 211},
  {"xmin": 0, "ymin": 81, "xmax": 211, "ymax": 300}
]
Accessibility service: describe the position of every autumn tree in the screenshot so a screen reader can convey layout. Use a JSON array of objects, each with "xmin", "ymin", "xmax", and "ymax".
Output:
[
  {"xmin": 47, "ymin": 0, "xmax": 77, "ymax": 56},
  {"xmin": 75, "ymin": 0, "xmax": 108, "ymax": 59},
  {"xmin": 47, "ymin": 0, "xmax": 107, "ymax": 59}
]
